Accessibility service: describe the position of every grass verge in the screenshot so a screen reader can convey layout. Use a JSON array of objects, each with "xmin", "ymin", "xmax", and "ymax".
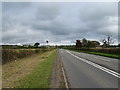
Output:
[
  {"xmin": 17, "ymin": 49, "xmax": 57, "ymax": 88},
  {"xmin": 66, "ymin": 49, "xmax": 120, "ymax": 59}
]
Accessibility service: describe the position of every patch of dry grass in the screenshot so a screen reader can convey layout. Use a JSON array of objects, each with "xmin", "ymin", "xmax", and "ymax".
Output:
[
  {"xmin": 2, "ymin": 51, "xmax": 52, "ymax": 88},
  {"xmin": 18, "ymin": 50, "xmax": 56, "ymax": 88}
]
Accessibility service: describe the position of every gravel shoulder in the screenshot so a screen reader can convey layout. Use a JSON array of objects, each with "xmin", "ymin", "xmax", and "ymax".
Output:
[{"xmin": 50, "ymin": 50, "xmax": 66, "ymax": 88}]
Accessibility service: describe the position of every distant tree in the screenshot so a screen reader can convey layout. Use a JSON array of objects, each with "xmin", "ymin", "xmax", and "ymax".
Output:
[
  {"xmin": 28, "ymin": 45, "xmax": 34, "ymax": 48},
  {"xmin": 91, "ymin": 41, "xmax": 100, "ymax": 47},
  {"xmin": 82, "ymin": 38, "xmax": 100, "ymax": 47},
  {"xmin": 82, "ymin": 38, "xmax": 88, "ymax": 47},
  {"xmin": 101, "ymin": 35, "xmax": 114, "ymax": 47},
  {"xmin": 87, "ymin": 40, "xmax": 99, "ymax": 47},
  {"xmin": 87, "ymin": 40, "xmax": 92, "ymax": 47},
  {"xmin": 34, "ymin": 42, "xmax": 40, "ymax": 48},
  {"xmin": 118, "ymin": 43, "xmax": 120, "ymax": 47},
  {"xmin": 28, "ymin": 45, "xmax": 31, "ymax": 48},
  {"xmin": 107, "ymin": 35, "xmax": 113, "ymax": 45}
]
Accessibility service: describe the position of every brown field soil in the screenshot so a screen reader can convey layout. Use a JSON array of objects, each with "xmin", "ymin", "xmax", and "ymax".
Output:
[{"xmin": 2, "ymin": 50, "xmax": 53, "ymax": 88}]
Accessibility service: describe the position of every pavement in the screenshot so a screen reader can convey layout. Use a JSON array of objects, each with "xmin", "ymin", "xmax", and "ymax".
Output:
[{"xmin": 59, "ymin": 49, "xmax": 119, "ymax": 88}]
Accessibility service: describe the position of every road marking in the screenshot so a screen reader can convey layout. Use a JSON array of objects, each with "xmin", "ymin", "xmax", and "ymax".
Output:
[
  {"xmin": 60, "ymin": 53, "xmax": 69, "ymax": 89},
  {"xmin": 61, "ymin": 67, "xmax": 69, "ymax": 88},
  {"xmin": 66, "ymin": 50, "xmax": 120, "ymax": 78},
  {"xmin": 72, "ymin": 51, "xmax": 111, "ymax": 62}
]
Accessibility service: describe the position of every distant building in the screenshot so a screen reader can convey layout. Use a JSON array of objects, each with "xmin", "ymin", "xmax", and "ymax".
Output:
[
  {"xmin": 23, "ymin": 45, "xmax": 29, "ymax": 47},
  {"xmin": 76, "ymin": 40, "xmax": 82, "ymax": 47}
]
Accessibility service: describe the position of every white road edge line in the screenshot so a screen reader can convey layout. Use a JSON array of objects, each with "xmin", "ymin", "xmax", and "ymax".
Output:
[
  {"xmin": 61, "ymin": 67, "xmax": 69, "ymax": 88},
  {"xmin": 66, "ymin": 50, "xmax": 120, "ymax": 78}
]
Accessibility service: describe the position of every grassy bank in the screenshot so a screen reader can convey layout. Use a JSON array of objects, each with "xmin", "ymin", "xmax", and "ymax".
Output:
[
  {"xmin": 66, "ymin": 49, "xmax": 120, "ymax": 59},
  {"xmin": 2, "ymin": 50, "xmax": 56, "ymax": 88},
  {"xmin": 17, "ymin": 49, "xmax": 57, "ymax": 88}
]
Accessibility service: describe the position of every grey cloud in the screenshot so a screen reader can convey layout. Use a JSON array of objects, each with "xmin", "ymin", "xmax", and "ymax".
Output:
[
  {"xmin": 31, "ymin": 20, "xmax": 70, "ymax": 35},
  {"xmin": 2, "ymin": 2, "xmax": 118, "ymax": 45},
  {"xmin": 3, "ymin": 2, "xmax": 31, "ymax": 11},
  {"xmin": 78, "ymin": 3, "xmax": 117, "ymax": 33},
  {"xmin": 36, "ymin": 5, "xmax": 60, "ymax": 20},
  {"xmin": 79, "ymin": 3, "xmax": 117, "ymax": 22}
]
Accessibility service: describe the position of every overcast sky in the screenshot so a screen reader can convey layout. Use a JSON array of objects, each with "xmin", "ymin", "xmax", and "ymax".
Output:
[{"xmin": 2, "ymin": 2, "xmax": 118, "ymax": 45}]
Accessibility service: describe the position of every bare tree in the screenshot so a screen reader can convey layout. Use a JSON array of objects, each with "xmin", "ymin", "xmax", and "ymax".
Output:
[
  {"xmin": 101, "ymin": 35, "xmax": 114, "ymax": 47},
  {"xmin": 107, "ymin": 35, "xmax": 113, "ymax": 45}
]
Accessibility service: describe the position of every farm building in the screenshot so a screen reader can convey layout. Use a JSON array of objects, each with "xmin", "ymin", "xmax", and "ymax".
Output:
[{"xmin": 76, "ymin": 40, "xmax": 82, "ymax": 48}]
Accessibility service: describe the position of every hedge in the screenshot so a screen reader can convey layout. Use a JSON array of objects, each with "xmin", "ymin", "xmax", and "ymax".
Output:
[
  {"xmin": 2, "ymin": 49, "xmax": 51, "ymax": 64},
  {"xmin": 66, "ymin": 47, "xmax": 120, "ymax": 55}
]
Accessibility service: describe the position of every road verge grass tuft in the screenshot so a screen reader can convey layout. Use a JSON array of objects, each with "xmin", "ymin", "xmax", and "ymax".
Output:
[{"xmin": 17, "ymin": 50, "xmax": 57, "ymax": 88}]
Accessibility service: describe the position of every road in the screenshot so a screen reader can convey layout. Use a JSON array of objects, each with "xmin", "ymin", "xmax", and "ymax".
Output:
[{"xmin": 59, "ymin": 49, "xmax": 119, "ymax": 88}]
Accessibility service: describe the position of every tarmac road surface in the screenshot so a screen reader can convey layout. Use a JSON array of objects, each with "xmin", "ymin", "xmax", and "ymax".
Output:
[{"xmin": 59, "ymin": 49, "xmax": 119, "ymax": 88}]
